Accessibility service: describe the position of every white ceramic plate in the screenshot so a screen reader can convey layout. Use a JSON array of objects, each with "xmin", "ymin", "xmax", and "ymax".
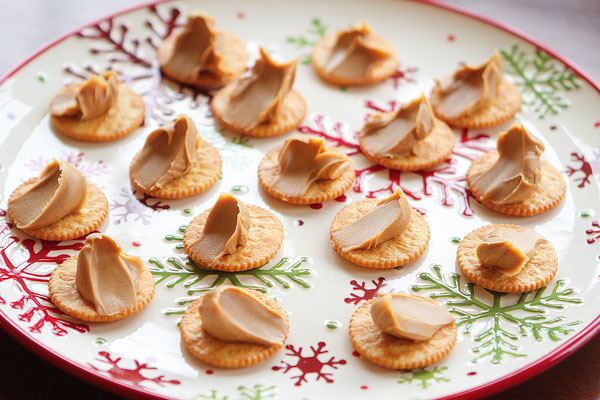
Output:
[{"xmin": 1, "ymin": 1, "xmax": 600, "ymax": 399}]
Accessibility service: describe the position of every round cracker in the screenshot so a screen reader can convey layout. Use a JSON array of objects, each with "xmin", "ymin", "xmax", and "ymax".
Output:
[
  {"xmin": 8, "ymin": 180, "xmax": 108, "ymax": 241},
  {"xmin": 130, "ymin": 137, "xmax": 222, "ymax": 199},
  {"xmin": 359, "ymin": 119, "xmax": 455, "ymax": 171},
  {"xmin": 431, "ymin": 78, "xmax": 521, "ymax": 129},
  {"xmin": 457, "ymin": 223, "xmax": 558, "ymax": 293},
  {"xmin": 466, "ymin": 152, "xmax": 566, "ymax": 216},
  {"xmin": 158, "ymin": 30, "xmax": 248, "ymax": 88},
  {"xmin": 311, "ymin": 33, "xmax": 398, "ymax": 87},
  {"xmin": 330, "ymin": 200, "xmax": 430, "ymax": 268},
  {"xmin": 51, "ymin": 83, "xmax": 145, "ymax": 142},
  {"xmin": 48, "ymin": 255, "xmax": 155, "ymax": 322},
  {"xmin": 349, "ymin": 294, "xmax": 457, "ymax": 369},
  {"xmin": 258, "ymin": 145, "xmax": 355, "ymax": 204},
  {"xmin": 211, "ymin": 85, "xmax": 306, "ymax": 137},
  {"xmin": 180, "ymin": 289, "xmax": 288, "ymax": 368},
  {"xmin": 184, "ymin": 204, "xmax": 283, "ymax": 272}
]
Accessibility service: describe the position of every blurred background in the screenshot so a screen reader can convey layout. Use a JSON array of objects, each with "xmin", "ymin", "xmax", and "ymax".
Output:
[{"xmin": 0, "ymin": 1, "xmax": 599, "ymax": 399}]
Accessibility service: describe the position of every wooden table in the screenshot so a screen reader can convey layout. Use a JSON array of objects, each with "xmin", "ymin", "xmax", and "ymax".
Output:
[{"xmin": 1, "ymin": 1, "xmax": 599, "ymax": 399}]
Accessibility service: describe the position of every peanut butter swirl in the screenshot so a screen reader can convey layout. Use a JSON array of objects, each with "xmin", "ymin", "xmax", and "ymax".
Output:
[
  {"xmin": 476, "ymin": 227, "xmax": 543, "ymax": 276},
  {"xmin": 332, "ymin": 190, "xmax": 411, "ymax": 252},
  {"xmin": 189, "ymin": 193, "xmax": 250, "ymax": 267},
  {"xmin": 161, "ymin": 12, "xmax": 224, "ymax": 82},
  {"xmin": 432, "ymin": 51, "xmax": 503, "ymax": 119},
  {"xmin": 76, "ymin": 233, "xmax": 143, "ymax": 316},
  {"xmin": 360, "ymin": 94, "xmax": 435, "ymax": 157},
  {"xmin": 370, "ymin": 294, "xmax": 455, "ymax": 341},
  {"xmin": 130, "ymin": 115, "xmax": 199, "ymax": 191},
  {"xmin": 271, "ymin": 136, "xmax": 348, "ymax": 197},
  {"xmin": 325, "ymin": 21, "xmax": 392, "ymax": 81},
  {"xmin": 471, "ymin": 123, "xmax": 545, "ymax": 204},
  {"xmin": 220, "ymin": 47, "xmax": 297, "ymax": 130},
  {"xmin": 8, "ymin": 159, "xmax": 87, "ymax": 230},
  {"xmin": 50, "ymin": 71, "xmax": 119, "ymax": 120},
  {"xmin": 201, "ymin": 285, "xmax": 287, "ymax": 345}
]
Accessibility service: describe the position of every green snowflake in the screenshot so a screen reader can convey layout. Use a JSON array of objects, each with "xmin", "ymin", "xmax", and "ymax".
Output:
[
  {"xmin": 500, "ymin": 43, "xmax": 581, "ymax": 118},
  {"xmin": 397, "ymin": 367, "xmax": 449, "ymax": 389},
  {"xmin": 286, "ymin": 18, "xmax": 327, "ymax": 65},
  {"xmin": 201, "ymin": 128, "xmax": 254, "ymax": 169},
  {"xmin": 195, "ymin": 385, "xmax": 278, "ymax": 400},
  {"xmin": 412, "ymin": 265, "xmax": 582, "ymax": 364}
]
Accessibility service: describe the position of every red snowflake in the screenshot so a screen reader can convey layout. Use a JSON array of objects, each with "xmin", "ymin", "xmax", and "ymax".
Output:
[
  {"xmin": 344, "ymin": 277, "xmax": 387, "ymax": 305},
  {"xmin": 453, "ymin": 128, "xmax": 493, "ymax": 161},
  {"xmin": 110, "ymin": 188, "xmax": 169, "ymax": 225},
  {"xmin": 298, "ymin": 114, "xmax": 480, "ymax": 215},
  {"xmin": 566, "ymin": 151, "xmax": 599, "ymax": 188},
  {"xmin": 25, "ymin": 151, "xmax": 107, "ymax": 179},
  {"xmin": 0, "ymin": 217, "xmax": 89, "ymax": 336},
  {"xmin": 88, "ymin": 351, "xmax": 180, "ymax": 387},
  {"xmin": 388, "ymin": 65, "xmax": 418, "ymax": 89},
  {"xmin": 272, "ymin": 342, "xmax": 346, "ymax": 386},
  {"xmin": 585, "ymin": 221, "xmax": 600, "ymax": 244},
  {"xmin": 71, "ymin": 4, "xmax": 211, "ymax": 125}
]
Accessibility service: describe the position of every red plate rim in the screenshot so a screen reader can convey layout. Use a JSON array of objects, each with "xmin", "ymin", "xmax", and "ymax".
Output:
[{"xmin": 0, "ymin": 1, "xmax": 598, "ymax": 399}]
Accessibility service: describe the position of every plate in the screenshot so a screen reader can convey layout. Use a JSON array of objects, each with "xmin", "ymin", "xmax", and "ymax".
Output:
[{"xmin": 1, "ymin": 0, "xmax": 599, "ymax": 399}]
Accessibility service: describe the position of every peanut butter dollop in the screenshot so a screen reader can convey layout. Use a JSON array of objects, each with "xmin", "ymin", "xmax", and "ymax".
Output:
[
  {"xmin": 271, "ymin": 136, "xmax": 349, "ymax": 197},
  {"xmin": 50, "ymin": 71, "xmax": 119, "ymax": 120},
  {"xmin": 325, "ymin": 21, "xmax": 392, "ymax": 81},
  {"xmin": 8, "ymin": 159, "xmax": 87, "ymax": 230},
  {"xmin": 220, "ymin": 47, "xmax": 297, "ymax": 130},
  {"xmin": 162, "ymin": 12, "xmax": 224, "ymax": 82},
  {"xmin": 189, "ymin": 193, "xmax": 250, "ymax": 267},
  {"xmin": 471, "ymin": 123, "xmax": 545, "ymax": 204},
  {"xmin": 370, "ymin": 294, "xmax": 455, "ymax": 341},
  {"xmin": 432, "ymin": 51, "xmax": 503, "ymax": 119},
  {"xmin": 476, "ymin": 228, "xmax": 543, "ymax": 276},
  {"xmin": 360, "ymin": 94, "xmax": 435, "ymax": 157},
  {"xmin": 332, "ymin": 190, "xmax": 411, "ymax": 252},
  {"xmin": 76, "ymin": 233, "xmax": 143, "ymax": 316},
  {"xmin": 130, "ymin": 115, "xmax": 199, "ymax": 191},
  {"xmin": 201, "ymin": 285, "xmax": 287, "ymax": 346}
]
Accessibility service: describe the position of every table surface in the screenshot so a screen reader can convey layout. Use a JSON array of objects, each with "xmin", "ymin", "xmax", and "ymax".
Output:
[{"xmin": 1, "ymin": 1, "xmax": 599, "ymax": 399}]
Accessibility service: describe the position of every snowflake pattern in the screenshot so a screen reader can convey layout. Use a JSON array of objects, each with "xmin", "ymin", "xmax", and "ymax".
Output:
[
  {"xmin": 272, "ymin": 341, "xmax": 346, "ymax": 386},
  {"xmin": 88, "ymin": 351, "xmax": 180, "ymax": 388},
  {"xmin": 109, "ymin": 188, "xmax": 169, "ymax": 225},
  {"xmin": 0, "ymin": 216, "xmax": 89, "ymax": 336},
  {"xmin": 388, "ymin": 65, "xmax": 419, "ymax": 89},
  {"xmin": 343, "ymin": 277, "xmax": 387, "ymax": 305},
  {"xmin": 297, "ymin": 114, "xmax": 484, "ymax": 216},
  {"xmin": 397, "ymin": 367, "xmax": 450, "ymax": 389},
  {"xmin": 585, "ymin": 221, "xmax": 600, "ymax": 244},
  {"xmin": 500, "ymin": 43, "xmax": 581, "ymax": 118},
  {"xmin": 24, "ymin": 151, "xmax": 107, "ymax": 179},
  {"xmin": 412, "ymin": 265, "xmax": 582, "ymax": 363},
  {"xmin": 285, "ymin": 18, "xmax": 327, "ymax": 65},
  {"xmin": 566, "ymin": 150, "xmax": 599, "ymax": 188},
  {"xmin": 195, "ymin": 385, "xmax": 278, "ymax": 400}
]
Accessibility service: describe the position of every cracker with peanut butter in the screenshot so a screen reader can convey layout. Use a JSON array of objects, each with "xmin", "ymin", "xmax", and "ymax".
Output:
[
  {"xmin": 211, "ymin": 47, "xmax": 306, "ymax": 137},
  {"xmin": 457, "ymin": 224, "xmax": 558, "ymax": 293},
  {"xmin": 157, "ymin": 12, "xmax": 247, "ymax": 88},
  {"xmin": 330, "ymin": 190, "xmax": 430, "ymax": 268},
  {"xmin": 466, "ymin": 123, "xmax": 565, "ymax": 216},
  {"xmin": 430, "ymin": 51, "xmax": 521, "ymax": 129},
  {"xmin": 349, "ymin": 293, "xmax": 457, "ymax": 370},
  {"xmin": 50, "ymin": 71, "xmax": 145, "ymax": 142},
  {"xmin": 258, "ymin": 136, "xmax": 355, "ymax": 205},
  {"xmin": 312, "ymin": 21, "xmax": 398, "ymax": 87},
  {"xmin": 359, "ymin": 94, "xmax": 454, "ymax": 171},
  {"xmin": 7, "ymin": 160, "xmax": 108, "ymax": 241},
  {"xmin": 180, "ymin": 286, "xmax": 289, "ymax": 368},
  {"xmin": 130, "ymin": 115, "xmax": 221, "ymax": 199},
  {"xmin": 49, "ymin": 234, "xmax": 155, "ymax": 322},
  {"xmin": 183, "ymin": 193, "xmax": 284, "ymax": 272}
]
